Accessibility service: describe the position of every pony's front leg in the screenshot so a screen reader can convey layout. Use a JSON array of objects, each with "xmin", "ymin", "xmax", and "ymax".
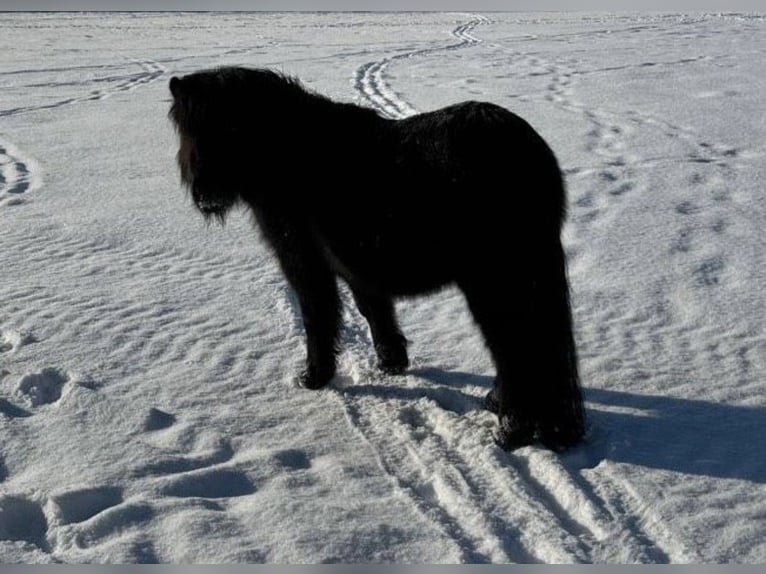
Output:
[{"xmin": 274, "ymin": 234, "xmax": 342, "ymax": 390}]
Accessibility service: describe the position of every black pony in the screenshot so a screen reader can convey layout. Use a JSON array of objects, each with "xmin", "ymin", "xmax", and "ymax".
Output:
[{"xmin": 169, "ymin": 67, "xmax": 585, "ymax": 451}]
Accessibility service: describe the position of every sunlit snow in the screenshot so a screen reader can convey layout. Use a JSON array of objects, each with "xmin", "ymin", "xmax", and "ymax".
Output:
[{"xmin": 0, "ymin": 11, "xmax": 764, "ymax": 564}]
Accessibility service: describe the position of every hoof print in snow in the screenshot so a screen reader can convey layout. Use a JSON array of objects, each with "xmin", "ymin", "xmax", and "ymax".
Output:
[
  {"xmin": 608, "ymin": 182, "xmax": 634, "ymax": 196},
  {"xmin": 159, "ymin": 469, "xmax": 255, "ymax": 499},
  {"xmin": 675, "ymin": 201, "xmax": 700, "ymax": 216},
  {"xmin": 0, "ymin": 496, "xmax": 49, "ymax": 549},
  {"xmin": 127, "ymin": 540, "xmax": 161, "ymax": 563},
  {"xmin": 50, "ymin": 486, "xmax": 124, "ymax": 525},
  {"xmin": 18, "ymin": 368, "xmax": 69, "ymax": 407},
  {"xmin": 75, "ymin": 378, "xmax": 102, "ymax": 391},
  {"xmin": 0, "ymin": 329, "xmax": 36, "ymax": 353},
  {"xmin": 693, "ymin": 257, "xmax": 725, "ymax": 288},
  {"xmin": 74, "ymin": 502, "xmax": 154, "ymax": 549},
  {"xmin": 143, "ymin": 408, "xmax": 176, "ymax": 432},
  {"xmin": 0, "ymin": 142, "xmax": 39, "ymax": 206},
  {"xmin": 670, "ymin": 228, "xmax": 694, "ymax": 254},
  {"xmin": 272, "ymin": 448, "xmax": 312, "ymax": 471},
  {"xmin": 0, "ymin": 398, "xmax": 32, "ymax": 419}
]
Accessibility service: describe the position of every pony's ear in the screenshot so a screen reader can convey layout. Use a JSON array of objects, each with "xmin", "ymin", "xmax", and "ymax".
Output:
[{"xmin": 169, "ymin": 76, "xmax": 183, "ymax": 99}]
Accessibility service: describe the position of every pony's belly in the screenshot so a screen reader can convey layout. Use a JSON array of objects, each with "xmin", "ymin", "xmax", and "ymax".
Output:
[{"xmin": 325, "ymin": 241, "xmax": 455, "ymax": 296}]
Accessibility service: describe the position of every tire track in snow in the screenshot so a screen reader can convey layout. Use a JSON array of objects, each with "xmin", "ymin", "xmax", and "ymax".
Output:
[
  {"xmin": 584, "ymin": 465, "xmax": 700, "ymax": 562},
  {"xmin": 0, "ymin": 59, "xmax": 167, "ymax": 118},
  {"xmin": 341, "ymin": 385, "xmax": 582, "ymax": 563},
  {"xmin": 354, "ymin": 14, "xmax": 490, "ymax": 119},
  {"xmin": 338, "ymin": 353, "xmax": 698, "ymax": 562},
  {"xmin": 517, "ymin": 448, "xmax": 685, "ymax": 562},
  {"xmin": 331, "ymin": 311, "xmax": 602, "ymax": 561}
]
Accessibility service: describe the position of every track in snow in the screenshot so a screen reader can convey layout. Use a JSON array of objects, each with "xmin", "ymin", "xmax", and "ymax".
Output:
[
  {"xmin": 0, "ymin": 138, "xmax": 41, "ymax": 207},
  {"xmin": 507, "ymin": 38, "xmax": 754, "ymax": 393},
  {"xmin": 0, "ymin": 59, "xmax": 166, "ymax": 118},
  {"xmin": 354, "ymin": 14, "xmax": 490, "ymax": 119},
  {"xmin": 486, "ymin": 28, "xmax": 746, "ymax": 299},
  {"xmin": 0, "ymin": 224, "xmax": 280, "ymax": 561},
  {"xmin": 334, "ymin": 329, "xmax": 695, "ymax": 563},
  {"xmin": 1, "ymin": 58, "xmax": 165, "ymax": 206}
]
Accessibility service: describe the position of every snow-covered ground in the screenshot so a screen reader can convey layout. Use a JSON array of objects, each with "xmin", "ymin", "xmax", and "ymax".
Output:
[{"xmin": 1, "ymin": 11, "xmax": 764, "ymax": 564}]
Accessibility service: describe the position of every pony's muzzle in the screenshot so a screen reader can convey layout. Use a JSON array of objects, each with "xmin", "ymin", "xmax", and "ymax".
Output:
[{"xmin": 192, "ymin": 189, "xmax": 226, "ymax": 215}]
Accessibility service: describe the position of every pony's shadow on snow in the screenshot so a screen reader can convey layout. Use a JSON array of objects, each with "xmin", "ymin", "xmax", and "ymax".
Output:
[
  {"xmin": 340, "ymin": 367, "xmax": 492, "ymax": 416},
  {"xmin": 343, "ymin": 368, "xmax": 766, "ymax": 483},
  {"xmin": 582, "ymin": 388, "xmax": 766, "ymax": 484}
]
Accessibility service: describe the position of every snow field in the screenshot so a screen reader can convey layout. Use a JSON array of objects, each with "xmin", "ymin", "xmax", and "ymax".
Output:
[{"xmin": 0, "ymin": 12, "xmax": 764, "ymax": 563}]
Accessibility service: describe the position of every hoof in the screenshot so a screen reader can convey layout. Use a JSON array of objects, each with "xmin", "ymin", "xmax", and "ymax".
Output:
[
  {"xmin": 496, "ymin": 415, "xmax": 585, "ymax": 452},
  {"xmin": 375, "ymin": 343, "xmax": 408, "ymax": 375},
  {"xmin": 537, "ymin": 423, "xmax": 585, "ymax": 453},
  {"xmin": 484, "ymin": 388, "xmax": 499, "ymax": 413},
  {"xmin": 495, "ymin": 413, "xmax": 537, "ymax": 450},
  {"xmin": 297, "ymin": 365, "xmax": 334, "ymax": 390}
]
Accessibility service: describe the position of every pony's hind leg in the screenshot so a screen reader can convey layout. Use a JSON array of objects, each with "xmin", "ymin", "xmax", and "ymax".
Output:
[
  {"xmin": 351, "ymin": 287, "xmax": 409, "ymax": 374},
  {"xmin": 458, "ymin": 242, "xmax": 585, "ymax": 451},
  {"xmin": 460, "ymin": 279, "xmax": 539, "ymax": 448}
]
